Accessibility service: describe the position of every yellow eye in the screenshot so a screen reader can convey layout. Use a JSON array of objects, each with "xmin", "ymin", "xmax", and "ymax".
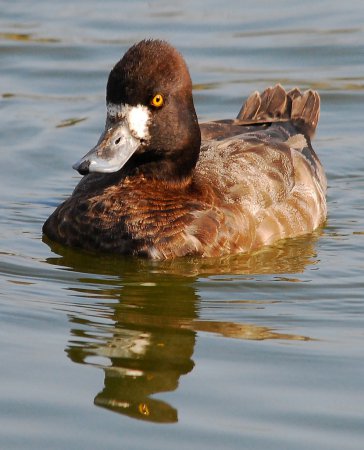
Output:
[
  {"xmin": 150, "ymin": 93, "xmax": 164, "ymax": 108},
  {"xmin": 138, "ymin": 403, "xmax": 150, "ymax": 416}
]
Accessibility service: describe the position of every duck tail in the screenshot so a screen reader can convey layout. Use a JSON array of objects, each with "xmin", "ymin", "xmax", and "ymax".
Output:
[{"xmin": 235, "ymin": 84, "xmax": 320, "ymax": 138}]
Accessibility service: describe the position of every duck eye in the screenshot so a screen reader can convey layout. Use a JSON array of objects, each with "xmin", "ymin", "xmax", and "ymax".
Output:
[{"xmin": 150, "ymin": 93, "xmax": 164, "ymax": 108}]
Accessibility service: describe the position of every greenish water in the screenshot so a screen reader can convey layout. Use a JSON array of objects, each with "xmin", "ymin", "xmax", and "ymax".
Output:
[{"xmin": 1, "ymin": 1, "xmax": 364, "ymax": 449}]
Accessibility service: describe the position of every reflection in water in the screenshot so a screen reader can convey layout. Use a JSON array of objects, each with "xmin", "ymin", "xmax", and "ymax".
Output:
[
  {"xmin": 66, "ymin": 275, "xmax": 197, "ymax": 423},
  {"xmin": 44, "ymin": 232, "xmax": 321, "ymax": 423}
]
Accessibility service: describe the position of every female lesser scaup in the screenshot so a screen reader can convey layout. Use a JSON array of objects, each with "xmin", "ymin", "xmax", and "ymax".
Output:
[{"xmin": 43, "ymin": 39, "xmax": 327, "ymax": 259}]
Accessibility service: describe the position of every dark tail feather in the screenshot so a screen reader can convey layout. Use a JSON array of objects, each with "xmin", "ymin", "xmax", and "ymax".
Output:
[{"xmin": 235, "ymin": 84, "xmax": 320, "ymax": 138}]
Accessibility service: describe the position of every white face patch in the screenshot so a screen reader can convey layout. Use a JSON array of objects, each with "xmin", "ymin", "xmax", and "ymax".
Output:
[{"xmin": 107, "ymin": 103, "xmax": 151, "ymax": 141}]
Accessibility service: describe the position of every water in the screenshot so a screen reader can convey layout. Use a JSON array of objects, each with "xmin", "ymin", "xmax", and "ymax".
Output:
[{"xmin": 1, "ymin": 0, "xmax": 364, "ymax": 449}]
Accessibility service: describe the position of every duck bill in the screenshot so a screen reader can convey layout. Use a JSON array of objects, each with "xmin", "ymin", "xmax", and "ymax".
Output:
[{"xmin": 72, "ymin": 121, "xmax": 140, "ymax": 175}]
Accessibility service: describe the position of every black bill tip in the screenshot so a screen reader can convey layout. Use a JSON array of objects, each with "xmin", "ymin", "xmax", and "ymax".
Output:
[{"xmin": 73, "ymin": 159, "xmax": 90, "ymax": 175}]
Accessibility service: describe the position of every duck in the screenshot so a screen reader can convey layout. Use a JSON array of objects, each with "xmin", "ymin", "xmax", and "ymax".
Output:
[{"xmin": 43, "ymin": 39, "xmax": 327, "ymax": 259}]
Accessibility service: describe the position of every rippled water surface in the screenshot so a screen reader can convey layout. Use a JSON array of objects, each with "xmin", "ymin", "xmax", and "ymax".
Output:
[{"xmin": 1, "ymin": 1, "xmax": 364, "ymax": 449}]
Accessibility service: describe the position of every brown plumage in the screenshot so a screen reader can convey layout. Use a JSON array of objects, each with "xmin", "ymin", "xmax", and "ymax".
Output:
[{"xmin": 43, "ymin": 40, "xmax": 326, "ymax": 259}]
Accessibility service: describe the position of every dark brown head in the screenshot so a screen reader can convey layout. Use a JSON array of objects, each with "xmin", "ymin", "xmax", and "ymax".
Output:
[{"xmin": 73, "ymin": 40, "xmax": 201, "ymax": 181}]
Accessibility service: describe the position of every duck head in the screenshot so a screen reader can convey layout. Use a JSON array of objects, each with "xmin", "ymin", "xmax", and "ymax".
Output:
[{"xmin": 73, "ymin": 39, "xmax": 201, "ymax": 181}]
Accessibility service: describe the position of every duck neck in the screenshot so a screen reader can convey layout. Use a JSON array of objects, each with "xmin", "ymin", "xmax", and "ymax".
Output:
[{"xmin": 130, "ymin": 146, "xmax": 199, "ymax": 182}]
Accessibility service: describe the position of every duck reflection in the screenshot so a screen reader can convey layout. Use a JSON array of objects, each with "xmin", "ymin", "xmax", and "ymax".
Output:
[
  {"xmin": 67, "ymin": 274, "xmax": 196, "ymax": 423},
  {"xmin": 44, "ymin": 232, "xmax": 321, "ymax": 423}
]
